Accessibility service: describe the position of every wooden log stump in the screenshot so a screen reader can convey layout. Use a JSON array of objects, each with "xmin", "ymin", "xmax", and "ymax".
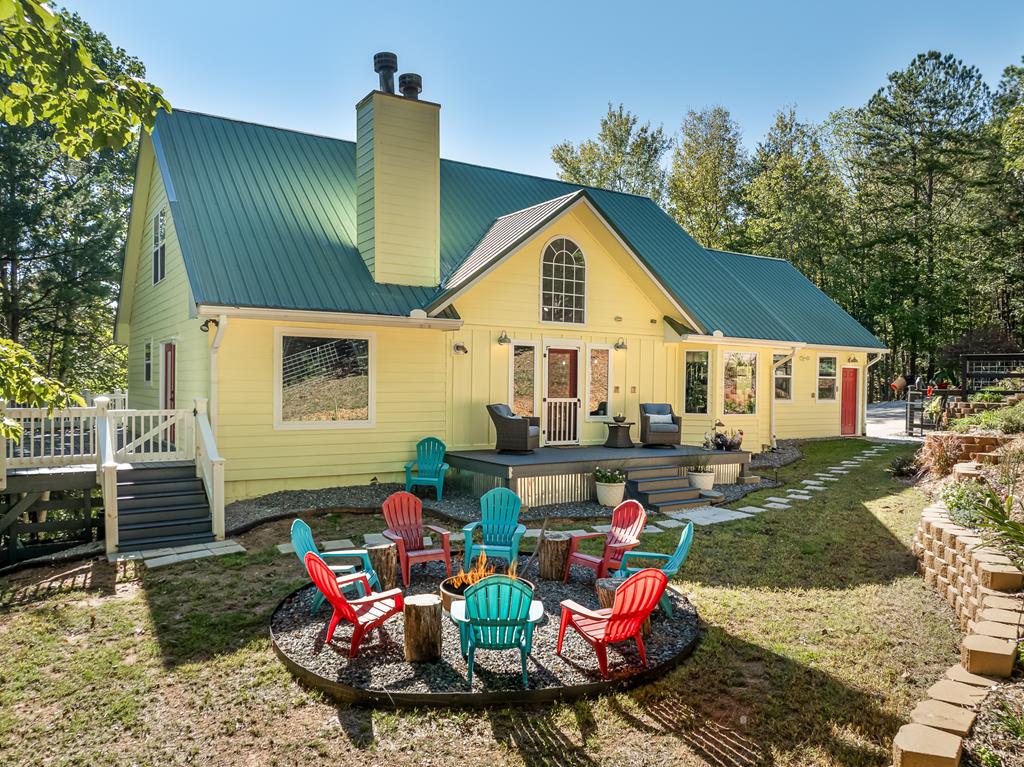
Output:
[
  {"xmin": 366, "ymin": 542, "xmax": 398, "ymax": 592},
  {"xmin": 595, "ymin": 577, "xmax": 651, "ymax": 636},
  {"xmin": 538, "ymin": 531, "xmax": 572, "ymax": 581},
  {"xmin": 403, "ymin": 594, "xmax": 442, "ymax": 662}
]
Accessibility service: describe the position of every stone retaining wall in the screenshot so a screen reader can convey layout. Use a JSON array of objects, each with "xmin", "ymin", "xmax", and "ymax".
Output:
[
  {"xmin": 947, "ymin": 393, "xmax": 1024, "ymax": 420},
  {"xmin": 922, "ymin": 432, "xmax": 1013, "ymax": 465}
]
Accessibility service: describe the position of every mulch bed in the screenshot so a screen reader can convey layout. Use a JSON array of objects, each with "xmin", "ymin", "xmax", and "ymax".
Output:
[
  {"xmin": 271, "ymin": 560, "xmax": 701, "ymax": 701},
  {"xmin": 962, "ymin": 673, "xmax": 1024, "ymax": 767}
]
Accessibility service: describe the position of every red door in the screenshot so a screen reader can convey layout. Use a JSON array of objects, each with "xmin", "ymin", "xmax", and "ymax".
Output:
[{"xmin": 841, "ymin": 367, "xmax": 858, "ymax": 436}]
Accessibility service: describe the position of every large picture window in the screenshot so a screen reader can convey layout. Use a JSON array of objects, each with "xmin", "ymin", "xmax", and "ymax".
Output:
[
  {"xmin": 587, "ymin": 346, "xmax": 611, "ymax": 419},
  {"xmin": 511, "ymin": 343, "xmax": 536, "ymax": 417},
  {"xmin": 817, "ymin": 356, "xmax": 837, "ymax": 401},
  {"xmin": 277, "ymin": 332, "xmax": 373, "ymax": 427},
  {"xmin": 684, "ymin": 351, "xmax": 709, "ymax": 414},
  {"xmin": 541, "ymin": 238, "xmax": 585, "ymax": 324},
  {"xmin": 773, "ymin": 354, "xmax": 792, "ymax": 400},
  {"xmin": 723, "ymin": 352, "xmax": 757, "ymax": 414}
]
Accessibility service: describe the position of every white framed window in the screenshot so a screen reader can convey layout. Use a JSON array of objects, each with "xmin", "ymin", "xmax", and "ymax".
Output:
[
  {"xmin": 540, "ymin": 237, "xmax": 585, "ymax": 324},
  {"xmin": 723, "ymin": 351, "xmax": 757, "ymax": 415},
  {"xmin": 143, "ymin": 340, "xmax": 153, "ymax": 384},
  {"xmin": 274, "ymin": 328, "xmax": 375, "ymax": 429},
  {"xmin": 152, "ymin": 209, "xmax": 166, "ymax": 284},
  {"xmin": 683, "ymin": 350, "xmax": 710, "ymax": 414},
  {"xmin": 586, "ymin": 344, "xmax": 613, "ymax": 420},
  {"xmin": 509, "ymin": 341, "xmax": 538, "ymax": 417},
  {"xmin": 773, "ymin": 354, "xmax": 792, "ymax": 401},
  {"xmin": 817, "ymin": 356, "xmax": 838, "ymax": 401}
]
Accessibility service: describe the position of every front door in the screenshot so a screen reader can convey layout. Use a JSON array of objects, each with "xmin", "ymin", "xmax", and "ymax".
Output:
[
  {"xmin": 544, "ymin": 346, "xmax": 580, "ymax": 445},
  {"xmin": 162, "ymin": 342, "xmax": 176, "ymax": 409},
  {"xmin": 841, "ymin": 367, "xmax": 858, "ymax": 436}
]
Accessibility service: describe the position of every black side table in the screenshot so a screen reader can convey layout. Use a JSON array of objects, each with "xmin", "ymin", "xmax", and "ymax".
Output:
[{"xmin": 604, "ymin": 421, "xmax": 635, "ymax": 448}]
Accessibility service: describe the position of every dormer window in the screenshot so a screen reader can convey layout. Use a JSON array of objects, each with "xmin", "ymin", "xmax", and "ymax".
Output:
[{"xmin": 541, "ymin": 238, "xmax": 585, "ymax": 324}]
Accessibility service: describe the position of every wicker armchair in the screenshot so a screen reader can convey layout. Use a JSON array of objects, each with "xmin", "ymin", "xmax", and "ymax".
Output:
[
  {"xmin": 486, "ymin": 404, "xmax": 540, "ymax": 453},
  {"xmin": 639, "ymin": 403, "xmax": 682, "ymax": 447}
]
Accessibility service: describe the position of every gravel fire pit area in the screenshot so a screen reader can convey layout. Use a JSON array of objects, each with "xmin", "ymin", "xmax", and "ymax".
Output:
[{"xmin": 271, "ymin": 561, "xmax": 701, "ymax": 707}]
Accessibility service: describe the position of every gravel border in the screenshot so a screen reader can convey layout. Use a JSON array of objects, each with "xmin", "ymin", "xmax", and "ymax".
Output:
[{"xmin": 271, "ymin": 560, "xmax": 701, "ymax": 706}]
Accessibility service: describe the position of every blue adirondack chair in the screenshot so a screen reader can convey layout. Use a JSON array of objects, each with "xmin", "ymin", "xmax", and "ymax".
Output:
[
  {"xmin": 405, "ymin": 437, "xmax": 449, "ymax": 500},
  {"xmin": 461, "ymin": 487, "xmax": 526, "ymax": 571},
  {"xmin": 612, "ymin": 521, "xmax": 694, "ymax": 617},
  {"xmin": 450, "ymin": 575, "xmax": 543, "ymax": 688},
  {"xmin": 290, "ymin": 519, "xmax": 380, "ymax": 614}
]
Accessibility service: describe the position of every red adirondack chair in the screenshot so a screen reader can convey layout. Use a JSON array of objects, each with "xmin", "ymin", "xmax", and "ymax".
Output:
[
  {"xmin": 557, "ymin": 568, "xmax": 667, "ymax": 678},
  {"xmin": 382, "ymin": 491, "xmax": 452, "ymax": 586},
  {"xmin": 304, "ymin": 551, "xmax": 404, "ymax": 658},
  {"xmin": 563, "ymin": 499, "xmax": 647, "ymax": 582}
]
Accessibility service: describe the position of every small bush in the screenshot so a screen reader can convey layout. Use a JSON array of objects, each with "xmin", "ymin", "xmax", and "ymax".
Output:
[
  {"xmin": 887, "ymin": 455, "xmax": 917, "ymax": 478},
  {"xmin": 969, "ymin": 391, "xmax": 1005, "ymax": 403},
  {"xmin": 917, "ymin": 433, "xmax": 961, "ymax": 475},
  {"xmin": 951, "ymin": 401, "xmax": 1024, "ymax": 434},
  {"xmin": 941, "ymin": 480, "xmax": 989, "ymax": 528}
]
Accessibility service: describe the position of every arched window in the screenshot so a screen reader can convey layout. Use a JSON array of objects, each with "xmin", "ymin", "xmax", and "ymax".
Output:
[{"xmin": 540, "ymin": 238, "xmax": 586, "ymax": 324}]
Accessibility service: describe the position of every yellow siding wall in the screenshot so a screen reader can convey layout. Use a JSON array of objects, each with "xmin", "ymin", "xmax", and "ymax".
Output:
[
  {"xmin": 216, "ymin": 319, "xmax": 447, "ymax": 502},
  {"xmin": 125, "ymin": 148, "xmax": 209, "ymax": 410}
]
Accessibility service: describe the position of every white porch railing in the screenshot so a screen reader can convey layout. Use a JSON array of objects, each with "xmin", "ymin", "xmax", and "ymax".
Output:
[
  {"xmin": 111, "ymin": 409, "xmax": 194, "ymax": 463},
  {"xmin": 194, "ymin": 399, "xmax": 225, "ymax": 541}
]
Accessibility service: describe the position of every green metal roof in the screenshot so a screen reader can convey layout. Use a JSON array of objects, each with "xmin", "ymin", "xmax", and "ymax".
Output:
[{"xmin": 150, "ymin": 109, "xmax": 884, "ymax": 349}]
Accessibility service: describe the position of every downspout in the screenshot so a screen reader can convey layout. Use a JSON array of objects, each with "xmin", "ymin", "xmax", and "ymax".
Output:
[
  {"xmin": 862, "ymin": 352, "xmax": 883, "ymax": 436},
  {"xmin": 770, "ymin": 348, "xmax": 799, "ymax": 449},
  {"xmin": 209, "ymin": 314, "xmax": 228, "ymax": 435}
]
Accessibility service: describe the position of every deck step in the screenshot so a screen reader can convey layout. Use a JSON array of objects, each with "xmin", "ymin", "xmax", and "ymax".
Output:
[
  {"xmin": 117, "ymin": 489, "xmax": 208, "ymax": 510},
  {"xmin": 641, "ymin": 487, "xmax": 703, "ymax": 503},
  {"xmin": 118, "ymin": 510, "xmax": 212, "ymax": 541},
  {"xmin": 626, "ymin": 464, "xmax": 682, "ymax": 480},
  {"xmin": 117, "ymin": 476, "xmax": 203, "ymax": 495},
  {"xmin": 117, "ymin": 531, "xmax": 216, "ymax": 552},
  {"xmin": 118, "ymin": 462, "xmax": 195, "ymax": 482},
  {"xmin": 117, "ymin": 504, "xmax": 212, "ymax": 525},
  {"xmin": 632, "ymin": 476, "xmax": 692, "ymax": 492},
  {"xmin": 649, "ymin": 496, "xmax": 713, "ymax": 513}
]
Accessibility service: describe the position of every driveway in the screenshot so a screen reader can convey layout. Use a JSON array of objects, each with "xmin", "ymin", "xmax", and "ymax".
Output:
[{"xmin": 866, "ymin": 400, "xmax": 920, "ymax": 443}]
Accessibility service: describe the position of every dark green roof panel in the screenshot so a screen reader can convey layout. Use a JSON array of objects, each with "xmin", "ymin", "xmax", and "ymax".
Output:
[{"xmin": 151, "ymin": 109, "xmax": 884, "ymax": 349}]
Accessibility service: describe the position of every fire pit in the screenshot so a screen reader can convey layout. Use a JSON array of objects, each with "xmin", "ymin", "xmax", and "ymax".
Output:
[{"xmin": 438, "ymin": 551, "xmax": 533, "ymax": 611}]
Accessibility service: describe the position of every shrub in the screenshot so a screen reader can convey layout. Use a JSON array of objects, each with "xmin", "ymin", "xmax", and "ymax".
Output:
[
  {"xmin": 917, "ymin": 433, "xmax": 961, "ymax": 475},
  {"xmin": 969, "ymin": 390, "xmax": 1006, "ymax": 403},
  {"xmin": 941, "ymin": 480, "xmax": 990, "ymax": 528},
  {"xmin": 973, "ymin": 486, "xmax": 1024, "ymax": 564},
  {"xmin": 887, "ymin": 455, "xmax": 917, "ymax": 478},
  {"xmin": 951, "ymin": 401, "xmax": 1024, "ymax": 434}
]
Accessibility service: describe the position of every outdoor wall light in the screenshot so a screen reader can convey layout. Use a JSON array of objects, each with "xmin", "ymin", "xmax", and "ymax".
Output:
[
  {"xmin": 848, "ymin": 355, "xmax": 858, "ymax": 363},
  {"xmin": 614, "ymin": 337, "xmax": 628, "ymax": 350},
  {"xmin": 199, "ymin": 318, "xmax": 219, "ymax": 333},
  {"xmin": 497, "ymin": 330, "xmax": 511, "ymax": 345},
  {"xmin": 453, "ymin": 342, "xmax": 469, "ymax": 355}
]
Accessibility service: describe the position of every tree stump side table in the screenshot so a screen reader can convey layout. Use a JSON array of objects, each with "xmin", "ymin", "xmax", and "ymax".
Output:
[
  {"xmin": 366, "ymin": 542, "xmax": 398, "ymax": 592},
  {"xmin": 403, "ymin": 593, "xmax": 442, "ymax": 662},
  {"xmin": 538, "ymin": 532, "xmax": 573, "ymax": 581},
  {"xmin": 595, "ymin": 577, "xmax": 651, "ymax": 636}
]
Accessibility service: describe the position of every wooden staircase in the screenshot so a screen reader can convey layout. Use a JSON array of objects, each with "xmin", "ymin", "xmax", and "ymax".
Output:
[
  {"xmin": 626, "ymin": 464, "xmax": 723, "ymax": 512},
  {"xmin": 116, "ymin": 462, "xmax": 215, "ymax": 551}
]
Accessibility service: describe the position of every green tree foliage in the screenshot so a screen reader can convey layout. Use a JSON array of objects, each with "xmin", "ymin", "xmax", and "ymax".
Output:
[
  {"xmin": 1, "ymin": 11, "xmax": 138, "ymax": 392},
  {"xmin": 551, "ymin": 103, "xmax": 671, "ymax": 201},
  {"xmin": 0, "ymin": 338, "xmax": 83, "ymax": 439},
  {"xmin": 0, "ymin": 0, "xmax": 168, "ymax": 157},
  {"xmin": 665, "ymin": 106, "xmax": 746, "ymax": 249}
]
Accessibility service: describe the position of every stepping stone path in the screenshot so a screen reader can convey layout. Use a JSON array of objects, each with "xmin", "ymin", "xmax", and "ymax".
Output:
[
  {"xmin": 126, "ymin": 539, "xmax": 247, "ymax": 569},
  {"xmin": 738, "ymin": 505, "xmax": 766, "ymax": 514},
  {"xmin": 765, "ymin": 502, "xmax": 791, "ymax": 509},
  {"xmin": 657, "ymin": 518, "xmax": 686, "ymax": 528},
  {"xmin": 677, "ymin": 506, "xmax": 753, "ymax": 526},
  {"xmin": 321, "ymin": 539, "xmax": 356, "ymax": 551}
]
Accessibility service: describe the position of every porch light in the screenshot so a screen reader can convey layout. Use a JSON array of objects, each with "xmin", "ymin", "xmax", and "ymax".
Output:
[
  {"xmin": 614, "ymin": 337, "xmax": 628, "ymax": 351},
  {"xmin": 453, "ymin": 342, "xmax": 469, "ymax": 355},
  {"xmin": 497, "ymin": 330, "xmax": 511, "ymax": 345}
]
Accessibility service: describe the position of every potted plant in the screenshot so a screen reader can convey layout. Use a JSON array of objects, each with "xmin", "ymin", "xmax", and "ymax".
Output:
[
  {"xmin": 613, "ymin": 413, "xmax": 626, "ymax": 424},
  {"xmin": 687, "ymin": 459, "xmax": 716, "ymax": 490},
  {"xmin": 593, "ymin": 466, "xmax": 627, "ymax": 507}
]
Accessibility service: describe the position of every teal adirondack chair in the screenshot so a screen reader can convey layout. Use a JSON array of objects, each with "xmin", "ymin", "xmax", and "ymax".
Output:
[
  {"xmin": 291, "ymin": 519, "xmax": 380, "ymax": 614},
  {"xmin": 612, "ymin": 522, "xmax": 694, "ymax": 617},
  {"xmin": 405, "ymin": 437, "xmax": 449, "ymax": 500},
  {"xmin": 462, "ymin": 487, "xmax": 526, "ymax": 571},
  {"xmin": 450, "ymin": 574, "xmax": 543, "ymax": 688}
]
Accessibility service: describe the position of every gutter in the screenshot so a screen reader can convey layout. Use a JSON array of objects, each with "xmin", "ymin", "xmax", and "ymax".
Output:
[
  {"xmin": 196, "ymin": 304, "xmax": 463, "ymax": 330},
  {"xmin": 861, "ymin": 352, "xmax": 884, "ymax": 436},
  {"xmin": 769, "ymin": 348, "xmax": 800, "ymax": 449},
  {"xmin": 209, "ymin": 314, "xmax": 228, "ymax": 433},
  {"xmin": 668, "ymin": 329, "xmax": 889, "ymax": 355}
]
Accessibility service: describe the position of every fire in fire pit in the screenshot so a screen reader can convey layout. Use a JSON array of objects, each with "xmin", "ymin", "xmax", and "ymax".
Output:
[{"xmin": 438, "ymin": 552, "xmax": 524, "ymax": 612}]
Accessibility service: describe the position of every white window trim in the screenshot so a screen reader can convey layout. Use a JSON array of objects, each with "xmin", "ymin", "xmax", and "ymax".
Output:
[
  {"xmin": 682, "ymin": 349, "xmax": 712, "ymax": 416},
  {"xmin": 273, "ymin": 327, "xmax": 376, "ymax": 430},
  {"xmin": 538, "ymin": 236, "xmax": 587, "ymax": 326},
  {"xmin": 773, "ymin": 353, "xmax": 793, "ymax": 404},
  {"xmin": 585, "ymin": 343, "xmax": 614, "ymax": 422},
  {"xmin": 817, "ymin": 354, "xmax": 838, "ymax": 402},
  {"xmin": 143, "ymin": 339, "xmax": 153, "ymax": 385},
  {"xmin": 508, "ymin": 339, "xmax": 540, "ymax": 418},
  {"xmin": 721, "ymin": 350, "xmax": 758, "ymax": 417}
]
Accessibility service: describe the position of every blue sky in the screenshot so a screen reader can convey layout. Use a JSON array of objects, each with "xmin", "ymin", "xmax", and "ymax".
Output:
[{"xmin": 70, "ymin": 0, "xmax": 1024, "ymax": 178}]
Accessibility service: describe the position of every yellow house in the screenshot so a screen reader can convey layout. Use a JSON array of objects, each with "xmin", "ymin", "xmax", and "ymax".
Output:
[{"xmin": 115, "ymin": 56, "xmax": 887, "ymax": 505}]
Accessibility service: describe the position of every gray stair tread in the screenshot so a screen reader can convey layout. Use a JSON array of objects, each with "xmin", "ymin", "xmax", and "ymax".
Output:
[
  {"xmin": 118, "ymin": 490, "xmax": 207, "ymax": 502},
  {"xmin": 118, "ymin": 532, "xmax": 215, "ymax": 551},
  {"xmin": 119, "ymin": 510, "xmax": 211, "ymax": 529}
]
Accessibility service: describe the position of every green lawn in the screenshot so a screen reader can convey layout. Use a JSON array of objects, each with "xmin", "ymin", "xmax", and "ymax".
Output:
[{"xmin": 0, "ymin": 439, "xmax": 959, "ymax": 766}]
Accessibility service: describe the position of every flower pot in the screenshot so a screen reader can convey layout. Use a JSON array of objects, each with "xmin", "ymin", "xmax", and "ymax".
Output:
[
  {"xmin": 688, "ymin": 470, "xmax": 716, "ymax": 490},
  {"xmin": 595, "ymin": 481, "xmax": 626, "ymax": 507},
  {"xmin": 613, "ymin": 415, "xmax": 626, "ymax": 424}
]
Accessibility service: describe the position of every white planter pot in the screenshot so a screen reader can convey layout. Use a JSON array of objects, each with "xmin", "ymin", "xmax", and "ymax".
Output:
[
  {"xmin": 688, "ymin": 470, "xmax": 716, "ymax": 491},
  {"xmin": 595, "ymin": 481, "xmax": 626, "ymax": 507}
]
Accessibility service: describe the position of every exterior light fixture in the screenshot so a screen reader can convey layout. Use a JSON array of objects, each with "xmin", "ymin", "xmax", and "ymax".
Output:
[
  {"xmin": 614, "ymin": 337, "xmax": 628, "ymax": 350},
  {"xmin": 848, "ymin": 355, "xmax": 858, "ymax": 363},
  {"xmin": 199, "ymin": 318, "xmax": 219, "ymax": 333},
  {"xmin": 497, "ymin": 330, "xmax": 511, "ymax": 345},
  {"xmin": 453, "ymin": 342, "xmax": 469, "ymax": 355}
]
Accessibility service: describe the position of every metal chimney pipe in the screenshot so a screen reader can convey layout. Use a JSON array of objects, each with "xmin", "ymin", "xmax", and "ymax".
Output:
[
  {"xmin": 399, "ymin": 73, "xmax": 422, "ymax": 99},
  {"xmin": 373, "ymin": 52, "xmax": 398, "ymax": 94}
]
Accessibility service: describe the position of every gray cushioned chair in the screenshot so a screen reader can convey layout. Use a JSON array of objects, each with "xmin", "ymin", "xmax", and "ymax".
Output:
[
  {"xmin": 639, "ymin": 403, "xmax": 682, "ymax": 447},
  {"xmin": 487, "ymin": 404, "xmax": 540, "ymax": 453}
]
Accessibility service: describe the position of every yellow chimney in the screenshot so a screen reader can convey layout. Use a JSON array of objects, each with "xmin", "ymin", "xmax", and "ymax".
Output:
[{"xmin": 356, "ymin": 75, "xmax": 440, "ymax": 287}]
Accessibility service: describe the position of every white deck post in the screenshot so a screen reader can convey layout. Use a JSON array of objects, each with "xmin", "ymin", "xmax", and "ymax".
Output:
[
  {"xmin": 194, "ymin": 398, "xmax": 225, "ymax": 541},
  {"xmin": 95, "ymin": 397, "xmax": 119, "ymax": 554}
]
